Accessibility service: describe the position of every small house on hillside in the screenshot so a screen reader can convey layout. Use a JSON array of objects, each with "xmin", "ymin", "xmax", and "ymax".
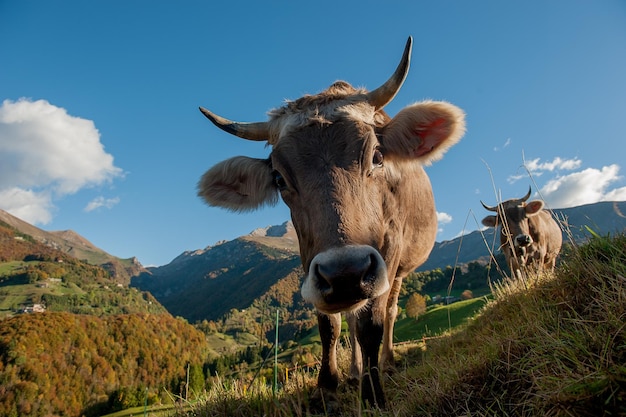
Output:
[{"xmin": 17, "ymin": 303, "xmax": 46, "ymax": 314}]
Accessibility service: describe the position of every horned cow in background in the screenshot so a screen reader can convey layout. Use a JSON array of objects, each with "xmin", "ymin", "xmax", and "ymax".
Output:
[
  {"xmin": 481, "ymin": 187, "xmax": 563, "ymax": 277},
  {"xmin": 196, "ymin": 37, "xmax": 466, "ymax": 409}
]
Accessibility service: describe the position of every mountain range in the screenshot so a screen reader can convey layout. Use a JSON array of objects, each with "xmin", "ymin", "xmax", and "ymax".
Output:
[
  {"xmin": 131, "ymin": 201, "xmax": 626, "ymax": 322},
  {"xmin": 2, "ymin": 201, "xmax": 625, "ymax": 323},
  {"xmin": 130, "ymin": 222, "xmax": 303, "ymax": 323}
]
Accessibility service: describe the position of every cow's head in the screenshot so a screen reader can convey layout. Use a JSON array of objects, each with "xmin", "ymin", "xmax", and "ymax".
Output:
[
  {"xmin": 481, "ymin": 187, "xmax": 545, "ymax": 261},
  {"xmin": 198, "ymin": 38, "xmax": 465, "ymax": 314}
]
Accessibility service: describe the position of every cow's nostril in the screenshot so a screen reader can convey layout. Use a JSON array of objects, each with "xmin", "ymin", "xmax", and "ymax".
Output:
[
  {"xmin": 315, "ymin": 264, "xmax": 333, "ymax": 295},
  {"xmin": 360, "ymin": 254, "xmax": 379, "ymax": 288},
  {"xmin": 516, "ymin": 234, "xmax": 532, "ymax": 247}
]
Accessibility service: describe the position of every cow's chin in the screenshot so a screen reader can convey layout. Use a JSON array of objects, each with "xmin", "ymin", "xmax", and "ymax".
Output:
[
  {"xmin": 314, "ymin": 299, "xmax": 370, "ymax": 315},
  {"xmin": 305, "ymin": 280, "xmax": 390, "ymax": 315}
]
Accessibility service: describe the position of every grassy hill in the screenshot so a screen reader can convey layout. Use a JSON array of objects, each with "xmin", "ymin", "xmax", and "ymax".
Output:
[
  {"xmin": 394, "ymin": 296, "xmax": 490, "ymax": 342},
  {"xmin": 169, "ymin": 232, "xmax": 626, "ymax": 416}
]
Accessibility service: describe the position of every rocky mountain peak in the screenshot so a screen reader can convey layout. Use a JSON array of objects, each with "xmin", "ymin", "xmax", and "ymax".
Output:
[{"xmin": 249, "ymin": 221, "xmax": 296, "ymax": 240}]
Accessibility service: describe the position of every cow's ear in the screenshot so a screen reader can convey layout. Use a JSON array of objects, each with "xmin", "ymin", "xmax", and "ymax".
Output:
[
  {"xmin": 381, "ymin": 101, "xmax": 465, "ymax": 165},
  {"xmin": 525, "ymin": 200, "xmax": 544, "ymax": 216},
  {"xmin": 482, "ymin": 215, "xmax": 498, "ymax": 228},
  {"xmin": 198, "ymin": 156, "xmax": 278, "ymax": 211}
]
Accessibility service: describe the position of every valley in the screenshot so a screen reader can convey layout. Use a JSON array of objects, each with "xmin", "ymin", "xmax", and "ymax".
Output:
[{"xmin": 0, "ymin": 201, "xmax": 625, "ymax": 416}]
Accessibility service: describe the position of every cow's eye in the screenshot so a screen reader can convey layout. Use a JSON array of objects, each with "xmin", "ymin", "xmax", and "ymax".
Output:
[
  {"xmin": 373, "ymin": 149, "xmax": 384, "ymax": 167},
  {"xmin": 272, "ymin": 170, "xmax": 287, "ymax": 190}
]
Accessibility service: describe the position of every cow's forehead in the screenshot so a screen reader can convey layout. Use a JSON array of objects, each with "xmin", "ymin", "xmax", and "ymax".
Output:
[
  {"xmin": 501, "ymin": 199, "xmax": 525, "ymax": 209},
  {"xmin": 265, "ymin": 82, "xmax": 387, "ymax": 144},
  {"xmin": 270, "ymin": 115, "xmax": 373, "ymax": 171},
  {"xmin": 499, "ymin": 200, "xmax": 528, "ymax": 223}
]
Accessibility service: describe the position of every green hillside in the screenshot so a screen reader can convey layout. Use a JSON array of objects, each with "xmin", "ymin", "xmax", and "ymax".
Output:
[
  {"xmin": 0, "ymin": 220, "xmax": 165, "ymax": 318},
  {"xmin": 394, "ymin": 297, "xmax": 489, "ymax": 342}
]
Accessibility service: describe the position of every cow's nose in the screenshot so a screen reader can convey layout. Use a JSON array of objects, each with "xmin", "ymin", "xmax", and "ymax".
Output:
[
  {"xmin": 315, "ymin": 253, "xmax": 378, "ymax": 296},
  {"xmin": 516, "ymin": 234, "xmax": 532, "ymax": 247},
  {"xmin": 302, "ymin": 245, "xmax": 389, "ymax": 312}
]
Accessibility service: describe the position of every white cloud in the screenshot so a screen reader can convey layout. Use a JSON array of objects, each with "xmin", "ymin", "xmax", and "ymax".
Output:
[
  {"xmin": 437, "ymin": 211, "xmax": 453, "ymax": 225},
  {"xmin": 84, "ymin": 196, "xmax": 120, "ymax": 212},
  {"xmin": 539, "ymin": 164, "xmax": 626, "ymax": 208},
  {"xmin": 507, "ymin": 173, "xmax": 527, "ymax": 184},
  {"xmin": 508, "ymin": 156, "xmax": 582, "ymax": 184},
  {"xmin": 493, "ymin": 137, "xmax": 511, "ymax": 152},
  {"xmin": 436, "ymin": 212, "xmax": 453, "ymax": 236},
  {"xmin": 0, "ymin": 187, "xmax": 53, "ymax": 224},
  {"xmin": 525, "ymin": 156, "xmax": 582, "ymax": 173},
  {"xmin": 0, "ymin": 98, "xmax": 123, "ymax": 224}
]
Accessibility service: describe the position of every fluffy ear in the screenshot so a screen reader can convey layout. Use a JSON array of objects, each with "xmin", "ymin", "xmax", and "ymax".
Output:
[
  {"xmin": 482, "ymin": 215, "xmax": 498, "ymax": 228},
  {"xmin": 525, "ymin": 200, "xmax": 545, "ymax": 216},
  {"xmin": 381, "ymin": 100, "xmax": 466, "ymax": 165},
  {"xmin": 198, "ymin": 156, "xmax": 278, "ymax": 211}
]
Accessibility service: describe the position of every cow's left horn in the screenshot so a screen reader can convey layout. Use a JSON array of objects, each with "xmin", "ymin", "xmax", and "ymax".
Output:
[
  {"xmin": 481, "ymin": 201, "xmax": 498, "ymax": 212},
  {"xmin": 199, "ymin": 107, "xmax": 269, "ymax": 141},
  {"xmin": 366, "ymin": 36, "xmax": 412, "ymax": 110},
  {"xmin": 520, "ymin": 186, "xmax": 532, "ymax": 202}
]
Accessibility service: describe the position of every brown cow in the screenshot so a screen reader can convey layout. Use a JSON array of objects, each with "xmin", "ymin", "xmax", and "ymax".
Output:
[
  {"xmin": 197, "ymin": 37, "xmax": 465, "ymax": 408},
  {"xmin": 481, "ymin": 187, "xmax": 563, "ymax": 277}
]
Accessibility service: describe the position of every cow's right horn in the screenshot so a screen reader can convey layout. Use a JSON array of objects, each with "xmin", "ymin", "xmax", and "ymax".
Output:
[
  {"xmin": 520, "ymin": 186, "xmax": 532, "ymax": 202},
  {"xmin": 199, "ymin": 106, "xmax": 269, "ymax": 141},
  {"xmin": 481, "ymin": 201, "xmax": 498, "ymax": 212},
  {"xmin": 365, "ymin": 36, "xmax": 412, "ymax": 110}
]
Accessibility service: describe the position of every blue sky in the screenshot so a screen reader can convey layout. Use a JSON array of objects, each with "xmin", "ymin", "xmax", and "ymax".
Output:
[{"xmin": 1, "ymin": 1, "xmax": 625, "ymax": 267}]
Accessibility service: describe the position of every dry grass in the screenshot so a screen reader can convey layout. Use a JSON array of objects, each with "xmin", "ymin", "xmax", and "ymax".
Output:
[
  {"xmin": 394, "ymin": 233, "xmax": 626, "ymax": 416},
  {"xmin": 173, "ymin": 233, "xmax": 626, "ymax": 416}
]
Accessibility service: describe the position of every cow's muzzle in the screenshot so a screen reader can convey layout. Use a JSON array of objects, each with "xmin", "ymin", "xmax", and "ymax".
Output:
[
  {"xmin": 301, "ymin": 245, "xmax": 389, "ymax": 314},
  {"xmin": 515, "ymin": 234, "xmax": 533, "ymax": 247}
]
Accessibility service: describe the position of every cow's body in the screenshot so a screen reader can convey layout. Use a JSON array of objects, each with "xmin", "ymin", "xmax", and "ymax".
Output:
[
  {"xmin": 197, "ymin": 37, "xmax": 465, "ymax": 408},
  {"xmin": 481, "ymin": 188, "xmax": 562, "ymax": 277}
]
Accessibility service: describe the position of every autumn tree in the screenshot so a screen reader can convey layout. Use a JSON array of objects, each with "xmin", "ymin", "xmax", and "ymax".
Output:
[
  {"xmin": 461, "ymin": 289, "xmax": 474, "ymax": 300},
  {"xmin": 405, "ymin": 293, "xmax": 427, "ymax": 320}
]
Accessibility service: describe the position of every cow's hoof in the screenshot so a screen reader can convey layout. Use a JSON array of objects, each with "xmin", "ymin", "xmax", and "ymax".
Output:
[
  {"xmin": 346, "ymin": 375, "xmax": 360, "ymax": 387},
  {"xmin": 382, "ymin": 363, "xmax": 397, "ymax": 375},
  {"xmin": 308, "ymin": 387, "xmax": 339, "ymax": 415},
  {"xmin": 361, "ymin": 372, "xmax": 386, "ymax": 409}
]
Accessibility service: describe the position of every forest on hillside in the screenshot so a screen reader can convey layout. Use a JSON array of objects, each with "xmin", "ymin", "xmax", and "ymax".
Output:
[{"xmin": 0, "ymin": 312, "xmax": 210, "ymax": 417}]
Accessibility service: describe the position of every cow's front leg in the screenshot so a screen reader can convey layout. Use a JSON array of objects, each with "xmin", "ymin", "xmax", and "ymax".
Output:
[
  {"xmin": 346, "ymin": 312, "xmax": 362, "ymax": 386},
  {"xmin": 381, "ymin": 277, "xmax": 402, "ymax": 371},
  {"xmin": 356, "ymin": 298, "xmax": 386, "ymax": 408},
  {"xmin": 313, "ymin": 311, "xmax": 342, "ymax": 409}
]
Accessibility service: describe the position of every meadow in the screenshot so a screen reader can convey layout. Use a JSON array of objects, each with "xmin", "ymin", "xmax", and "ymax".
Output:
[{"xmin": 161, "ymin": 233, "xmax": 626, "ymax": 416}]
